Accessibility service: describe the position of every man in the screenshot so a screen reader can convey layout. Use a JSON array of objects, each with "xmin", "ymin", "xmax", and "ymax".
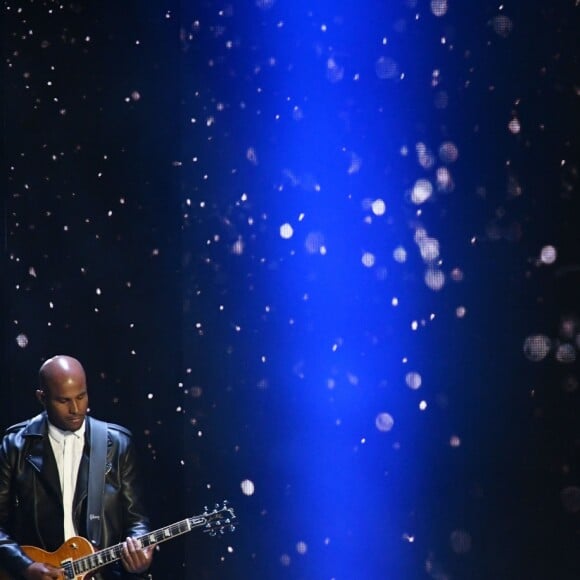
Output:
[{"xmin": 0, "ymin": 355, "xmax": 154, "ymax": 579}]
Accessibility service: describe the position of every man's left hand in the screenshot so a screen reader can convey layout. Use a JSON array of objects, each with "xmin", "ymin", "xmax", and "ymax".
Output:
[{"xmin": 121, "ymin": 536, "xmax": 154, "ymax": 575}]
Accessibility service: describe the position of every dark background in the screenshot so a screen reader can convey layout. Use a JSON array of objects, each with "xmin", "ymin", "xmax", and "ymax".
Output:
[{"xmin": 2, "ymin": 0, "xmax": 579, "ymax": 578}]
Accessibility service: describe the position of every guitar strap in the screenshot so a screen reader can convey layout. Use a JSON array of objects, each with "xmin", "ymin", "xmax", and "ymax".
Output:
[{"xmin": 87, "ymin": 417, "xmax": 108, "ymax": 548}]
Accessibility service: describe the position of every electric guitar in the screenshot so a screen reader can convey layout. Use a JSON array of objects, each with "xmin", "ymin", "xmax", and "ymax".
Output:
[{"xmin": 0, "ymin": 501, "xmax": 235, "ymax": 580}]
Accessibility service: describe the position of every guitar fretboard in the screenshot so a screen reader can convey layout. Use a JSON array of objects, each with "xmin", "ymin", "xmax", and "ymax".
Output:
[{"xmin": 67, "ymin": 514, "xmax": 221, "ymax": 577}]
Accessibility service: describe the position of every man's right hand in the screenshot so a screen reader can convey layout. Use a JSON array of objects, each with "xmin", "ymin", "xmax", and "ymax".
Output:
[{"xmin": 23, "ymin": 562, "xmax": 62, "ymax": 579}]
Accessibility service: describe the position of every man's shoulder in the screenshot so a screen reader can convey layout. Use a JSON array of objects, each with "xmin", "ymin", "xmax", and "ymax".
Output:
[
  {"xmin": 4, "ymin": 413, "xmax": 45, "ymax": 437},
  {"xmin": 5, "ymin": 420, "xmax": 28, "ymax": 435},
  {"xmin": 106, "ymin": 422, "xmax": 132, "ymax": 438},
  {"xmin": 88, "ymin": 416, "xmax": 132, "ymax": 438}
]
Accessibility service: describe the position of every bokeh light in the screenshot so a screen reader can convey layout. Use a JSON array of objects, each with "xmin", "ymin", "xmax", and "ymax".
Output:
[
  {"xmin": 523, "ymin": 335, "xmax": 551, "ymax": 362},
  {"xmin": 375, "ymin": 412, "xmax": 395, "ymax": 433}
]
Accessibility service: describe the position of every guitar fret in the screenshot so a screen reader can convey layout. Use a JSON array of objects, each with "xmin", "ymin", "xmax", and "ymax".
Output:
[{"xmin": 147, "ymin": 520, "xmax": 191, "ymax": 545}]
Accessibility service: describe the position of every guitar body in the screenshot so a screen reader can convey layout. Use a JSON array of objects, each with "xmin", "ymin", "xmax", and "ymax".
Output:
[{"xmin": 0, "ymin": 537, "xmax": 95, "ymax": 580}]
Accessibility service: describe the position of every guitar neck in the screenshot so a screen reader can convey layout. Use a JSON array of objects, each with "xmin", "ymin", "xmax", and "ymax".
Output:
[{"xmin": 72, "ymin": 516, "xmax": 207, "ymax": 576}]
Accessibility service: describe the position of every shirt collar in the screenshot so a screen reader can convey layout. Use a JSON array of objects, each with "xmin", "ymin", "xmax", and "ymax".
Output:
[{"xmin": 48, "ymin": 419, "xmax": 86, "ymax": 443}]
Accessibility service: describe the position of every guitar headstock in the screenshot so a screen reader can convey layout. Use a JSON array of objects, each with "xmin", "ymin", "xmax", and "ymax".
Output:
[{"xmin": 202, "ymin": 500, "xmax": 236, "ymax": 536}]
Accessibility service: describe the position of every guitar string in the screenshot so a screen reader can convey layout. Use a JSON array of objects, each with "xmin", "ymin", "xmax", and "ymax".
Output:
[{"xmin": 71, "ymin": 515, "xmax": 231, "ymax": 574}]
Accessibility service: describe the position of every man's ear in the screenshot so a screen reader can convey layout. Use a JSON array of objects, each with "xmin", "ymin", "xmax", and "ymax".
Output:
[{"xmin": 36, "ymin": 389, "xmax": 46, "ymax": 406}]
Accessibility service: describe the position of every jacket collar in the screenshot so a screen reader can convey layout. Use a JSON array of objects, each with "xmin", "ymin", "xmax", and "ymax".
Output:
[
  {"xmin": 23, "ymin": 412, "xmax": 92, "ymax": 439},
  {"xmin": 22, "ymin": 412, "xmax": 49, "ymax": 437}
]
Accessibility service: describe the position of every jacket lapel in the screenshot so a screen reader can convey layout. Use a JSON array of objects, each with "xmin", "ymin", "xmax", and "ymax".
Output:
[{"xmin": 24, "ymin": 413, "xmax": 62, "ymax": 501}]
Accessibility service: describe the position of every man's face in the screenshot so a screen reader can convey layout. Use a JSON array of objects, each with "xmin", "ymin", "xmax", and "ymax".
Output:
[{"xmin": 40, "ymin": 376, "xmax": 89, "ymax": 432}]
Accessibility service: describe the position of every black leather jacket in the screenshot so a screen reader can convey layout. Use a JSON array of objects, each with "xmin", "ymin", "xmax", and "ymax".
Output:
[{"xmin": 0, "ymin": 413, "xmax": 150, "ymax": 579}]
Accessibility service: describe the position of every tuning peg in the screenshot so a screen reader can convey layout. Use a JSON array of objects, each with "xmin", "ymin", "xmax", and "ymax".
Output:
[
  {"xmin": 229, "ymin": 525, "xmax": 236, "ymax": 532},
  {"xmin": 203, "ymin": 505, "xmax": 209, "ymax": 513},
  {"xmin": 223, "ymin": 499, "xmax": 229, "ymax": 506},
  {"xmin": 214, "ymin": 503, "xmax": 220, "ymax": 509}
]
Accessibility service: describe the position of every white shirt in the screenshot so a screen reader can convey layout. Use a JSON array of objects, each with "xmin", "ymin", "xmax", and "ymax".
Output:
[{"xmin": 48, "ymin": 420, "xmax": 86, "ymax": 541}]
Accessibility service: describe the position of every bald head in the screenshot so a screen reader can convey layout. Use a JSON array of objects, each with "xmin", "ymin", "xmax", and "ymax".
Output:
[
  {"xmin": 39, "ymin": 355, "xmax": 86, "ymax": 391},
  {"xmin": 37, "ymin": 355, "xmax": 89, "ymax": 431}
]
